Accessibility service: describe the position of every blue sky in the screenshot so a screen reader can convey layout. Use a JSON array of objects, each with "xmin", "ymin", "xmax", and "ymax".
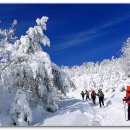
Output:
[{"xmin": 0, "ymin": 4, "xmax": 130, "ymax": 66}]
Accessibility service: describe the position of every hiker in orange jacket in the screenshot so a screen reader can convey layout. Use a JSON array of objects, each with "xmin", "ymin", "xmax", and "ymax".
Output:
[{"xmin": 123, "ymin": 86, "xmax": 130, "ymax": 120}]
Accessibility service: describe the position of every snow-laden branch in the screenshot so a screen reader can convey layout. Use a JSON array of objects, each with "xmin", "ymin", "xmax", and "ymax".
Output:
[
  {"xmin": 27, "ymin": 16, "xmax": 50, "ymax": 47},
  {"xmin": 13, "ymin": 16, "xmax": 50, "ymax": 56}
]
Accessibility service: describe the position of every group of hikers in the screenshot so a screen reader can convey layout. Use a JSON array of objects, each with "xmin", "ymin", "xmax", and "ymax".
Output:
[
  {"xmin": 81, "ymin": 89, "xmax": 104, "ymax": 108},
  {"xmin": 80, "ymin": 84, "xmax": 130, "ymax": 121},
  {"xmin": 80, "ymin": 78, "xmax": 130, "ymax": 121}
]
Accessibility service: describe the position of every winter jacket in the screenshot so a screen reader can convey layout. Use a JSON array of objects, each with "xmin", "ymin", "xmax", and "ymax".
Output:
[
  {"xmin": 91, "ymin": 91, "xmax": 96, "ymax": 97},
  {"xmin": 98, "ymin": 90, "xmax": 104, "ymax": 98},
  {"xmin": 81, "ymin": 91, "xmax": 85, "ymax": 97},
  {"xmin": 124, "ymin": 86, "xmax": 130, "ymax": 104},
  {"xmin": 86, "ymin": 91, "xmax": 89, "ymax": 96}
]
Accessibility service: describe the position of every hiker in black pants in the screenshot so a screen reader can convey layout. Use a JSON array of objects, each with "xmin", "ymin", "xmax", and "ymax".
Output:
[
  {"xmin": 81, "ymin": 91, "xmax": 85, "ymax": 100},
  {"xmin": 85, "ymin": 89, "xmax": 90, "ymax": 101},
  {"xmin": 98, "ymin": 89, "xmax": 104, "ymax": 108},
  {"xmin": 91, "ymin": 90, "xmax": 96, "ymax": 104}
]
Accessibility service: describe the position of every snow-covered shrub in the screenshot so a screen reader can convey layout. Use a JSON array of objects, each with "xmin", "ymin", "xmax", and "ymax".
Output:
[
  {"xmin": 46, "ymin": 91, "xmax": 58, "ymax": 112},
  {"xmin": 10, "ymin": 89, "xmax": 32, "ymax": 126}
]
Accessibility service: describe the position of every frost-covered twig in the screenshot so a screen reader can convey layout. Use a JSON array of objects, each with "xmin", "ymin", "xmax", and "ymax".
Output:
[{"xmin": 1, "ymin": 60, "xmax": 14, "ymax": 70}]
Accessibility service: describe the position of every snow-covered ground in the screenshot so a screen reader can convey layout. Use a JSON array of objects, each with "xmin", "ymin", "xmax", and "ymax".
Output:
[
  {"xmin": 32, "ymin": 89, "xmax": 130, "ymax": 126},
  {"xmin": 34, "ymin": 98, "xmax": 100, "ymax": 126},
  {"xmin": 0, "ymin": 88, "xmax": 129, "ymax": 126}
]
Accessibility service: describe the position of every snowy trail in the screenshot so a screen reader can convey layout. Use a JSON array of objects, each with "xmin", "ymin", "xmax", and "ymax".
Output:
[
  {"xmin": 86, "ymin": 90, "xmax": 130, "ymax": 126},
  {"xmin": 34, "ymin": 98, "xmax": 101, "ymax": 126},
  {"xmin": 92, "ymin": 91, "xmax": 130, "ymax": 126},
  {"xmin": 34, "ymin": 90, "xmax": 130, "ymax": 126}
]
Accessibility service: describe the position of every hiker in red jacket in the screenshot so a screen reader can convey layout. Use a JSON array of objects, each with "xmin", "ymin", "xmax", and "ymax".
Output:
[
  {"xmin": 91, "ymin": 90, "xmax": 96, "ymax": 104},
  {"xmin": 123, "ymin": 86, "xmax": 130, "ymax": 120}
]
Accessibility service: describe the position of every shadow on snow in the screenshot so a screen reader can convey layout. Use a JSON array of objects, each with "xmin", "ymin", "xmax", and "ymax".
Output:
[{"xmin": 33, "ymin": 97, "xmax": 99, "ymax": 126}]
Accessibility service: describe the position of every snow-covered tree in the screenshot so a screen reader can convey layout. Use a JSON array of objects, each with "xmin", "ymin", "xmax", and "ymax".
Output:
[
  {"xmin": 0, "ymin": 16, "xmax": 74, "ymax": 126},
  {"xmin": 52, "ymin": 63, "xmax": 75, "ymax": 95},
  {"xmin": 62, "ymin": 57, "xmax": 125, "ymax": 93},
  {"xmin": 121, "ymin": 37, "xmax": 130, "ymax": 77},
  {"xmin": 0, "ymin": 19, "xmax": 17, "ymax": 62}
]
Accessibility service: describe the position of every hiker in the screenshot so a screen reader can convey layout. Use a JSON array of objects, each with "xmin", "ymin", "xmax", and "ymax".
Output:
[
  {"xmin": 97, "ymin": 89, "xmax": 104, "ymax": 108},
  {"xmin": 81, "ymin": 91, "xmax": 85, "ymax": 100},
  {"xmin": 91, "ymin": 90, "xmax": 96, "ymax": 104},
  {"xmin": 123, "ymin": 86, "xmax": 130, "ymax": 120},
  {"xmin": 85, "ymin": 89, "xmax": 90, "ymax": 101}
]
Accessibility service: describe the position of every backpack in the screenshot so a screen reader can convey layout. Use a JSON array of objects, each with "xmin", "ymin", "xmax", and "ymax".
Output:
[
  {"xmin": 92, "ymin": 91, "xmax": 96, "ymax": 96},
  {"xmin": 98, "ymin": 90, "xmax": 104, "ymax": 97},
  {"xmin": 86, "ymin": 91, "xmax": 89, "ymax": 96},
  {"xmin": 81, "ymin": 91, "xmax": 85, "ymax": 96},
  {"xmin": 126, "ymin": 86, "xmax": 130, "ymax": 104}
]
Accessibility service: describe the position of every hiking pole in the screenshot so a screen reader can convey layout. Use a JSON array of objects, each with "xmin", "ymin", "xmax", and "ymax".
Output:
[
  {"xmin": 124, "ymin": 102, "xmax": 126, "ymax": 120},
  {"xmin": 124, "ymin": 101, "xmax": 127, "ymax": 121}
]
